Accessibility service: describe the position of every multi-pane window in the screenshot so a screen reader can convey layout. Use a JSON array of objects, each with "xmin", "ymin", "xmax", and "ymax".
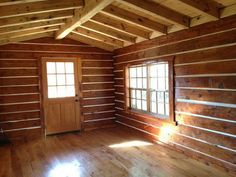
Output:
[
  {"xmin": 127, "ymin": 62, "xmax": 170, "ymax": 118},
  {"xmin": 46, "ymin": 62, "xmax": 75, "ymax": 98}
]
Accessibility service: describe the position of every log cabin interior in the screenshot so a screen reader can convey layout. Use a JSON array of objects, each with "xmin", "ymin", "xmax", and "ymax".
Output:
[{"xmin": 0, "ymin": 0, "xmax": 236, "ymax": 176}]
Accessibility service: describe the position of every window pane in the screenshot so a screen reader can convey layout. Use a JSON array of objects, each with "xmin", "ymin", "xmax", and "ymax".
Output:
[
  {"xmin": 137, "ymin": 78, "xmax": 142, "ymax": 88},
  {"xmin": 157, "ymin": 91, "xmax": 164, "ymax": 103},
  {"xmin": 165, "ymin": 104, "xmax": 169, "ymax": 116},
  {"xmin": 157, "ymin": 64, "xmax": 165, "ymax": 77},
  {"xmin": 157, "ymin": 78, "xmax": 165, "ymax": 90},
  {"xmin": 57, "ymin": 74, "xmax": 66, "ymax": 85},
  {"xmin": 150, "ymin": 65, "xmax": 158, "ymax": 77},
  {"xmin": 56, "ymin": 62, "xmax": 65, "ymax": 73},
  {"xmin": 151, "ymin": 91, "xmax": 156, "ymax": 102},
  {"xmin": 137, "ymin": 100, "xmax": 141, "ymax": 109},
  {"xmin": 131, "ymin": 99, "xmax": 136, "ymax": 108},
  {"xmin": 150, "ymin": 78, "xmax": 157, "ymax": 90},
  {"xmin": 142, "ymin": 67, "xmax": 147, "ymax": 77},
  {"xmin": 158, "ymin": 103, "xmax": 165, "ymax": 115},
  {"xmin": 142, "ymin": 91, "xmax": 146, "ymax": 100},
  {"xmin": 131, "ymin": 90, "xmax": 136, "ymax": 98},
  {"xmin": 47, "ymin": 75, "xmax": 56, "ymax": 86},
  {"xmin": 165, "ymin": 64, "xmax": 169, "ymax": 77},
  {"xmin": 137, "ymin": 67, "xmax": 142, "ymax": 77},
  {"xmin": 66, "ymin": 86, "xmax": 75, "ymax": 97},
  {"xmin": 151, "ymin": 102, "xmax": 157, "ymax": 113},
  {"xmin": 66, "ymin": 74, "xmax": 75, "ymax": 85},
  {"xmin": 142, "ymin": 100, "xmax": 147, "ymax": 111},
  {"xmin": 47, "ymin": 62, "xmax": 56, "ymax": 74},
  {"xmin": 136, "ymin": 90, "xmax": 141, "ymax": 99},
  {"xmin": 48, "ymin": 86, "xmax": 57, "ymax": 98},
  {"xmin": 130, "ymin": 68, "xmax": 136, "ymax": 78},
  {"xmin": 57, "ymin": 86, "xmax": 66, "ymax": 97},
  {"xmin": 143, "ymin": 79, "xmax": 147, "ymax": 88},
  {"xmin": 65, "ymin": 62, "xmax": 74, "ymax": 73},
  {"xmin": 165, "ymin": 92, "xmax": 169, "ymax": 103},
  {"xmin": 130, "ymin": 78, "xmax": 136, "ymax": 88}
]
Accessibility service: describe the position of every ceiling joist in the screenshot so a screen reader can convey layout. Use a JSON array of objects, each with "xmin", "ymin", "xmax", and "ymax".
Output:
[
  {"xmin": 68, "ymin": 32, "xmax": 116, "ymax": 52},
  {"xmin": 56, "ymin": 0, "xmax": 114, "ymax": 39}
]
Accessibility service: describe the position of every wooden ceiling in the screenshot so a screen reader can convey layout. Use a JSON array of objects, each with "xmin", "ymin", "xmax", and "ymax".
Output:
[{"xmin": 0, "ymin": 0, "xmax": 236, "ymax": 51}]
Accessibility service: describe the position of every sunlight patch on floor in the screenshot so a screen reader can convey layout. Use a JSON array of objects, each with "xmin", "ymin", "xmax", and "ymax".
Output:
[
  {"xmin": 109, "ymin": 140, "xmax": 153, "ymax": 148},
  {"xmin": 48, "ymin": 160, "xmax": 81, "ymax": 177}
]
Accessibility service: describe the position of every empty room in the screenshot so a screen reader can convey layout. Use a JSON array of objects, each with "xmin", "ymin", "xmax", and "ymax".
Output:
[{"xmin": 0, "ymin": 0, "xmax": 236, "ymax": 177}]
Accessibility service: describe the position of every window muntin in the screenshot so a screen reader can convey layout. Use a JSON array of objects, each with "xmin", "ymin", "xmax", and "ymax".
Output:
[
  {"xmin": 46, "ymin": 62, "xmax": 75, "ymax": 98},
  {"xmin": 127, "ymin": 62, "xmax": 170, "ymax": 118}
]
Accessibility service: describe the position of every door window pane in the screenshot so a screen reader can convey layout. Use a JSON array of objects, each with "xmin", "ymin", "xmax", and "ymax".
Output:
[
  {"xmin": 66, "ymin": 74, "xmax": 75, "ymax": 85},
  {"xmin": 47, "ymin": 75, "xmax": 56, "ymax": 86},
  {"xmin": 48, "ymin": 86, "xmax": 57, "ymax": 98},
  {"xmin": 57, "ymin": 74, "xmax": 66, "ymax": 85}
]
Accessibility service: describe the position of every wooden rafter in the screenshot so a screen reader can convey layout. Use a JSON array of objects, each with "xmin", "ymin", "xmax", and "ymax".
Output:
[
  {"xmin": 0, "ymin": 0, "xmax": 83, "ymax": 19},
  {"xmin": 75, "ymin": 27, "xmax": 124, "ymax": 48},
  {"xmin": 91, "ymin": 13, "xmax": 151, "ymax": 39},
  {"xmin": 68, "ymin": 32, "xmax": 116, "ymax": 51},
  {"xmin": 115, "ymin": 0, "xmax": 190, "ymax": 28},
  {"xmin": 56, "ymin": 0, "xmax": 114, "ymax": 39},
  {"xmin": 178, "ymin": 0, "xmax": 221, "ymax": 19},
  {"xmin": 82, "ymin": 21, "xmax": 137, "ymax": 44},
  {"xmin": 0, "ymin": 10, "xmax": 73, "ymax": 28},
  {"xmin": 102, "ymin": 5, "xmax": 168, "ymax": 34},
  {"xmin": 0, "ymin": 0, "xmax": 46, "ymax": 6},
  {"xmin": 0, "ymin": 19, "xmax": 65, "ymax": 35}
]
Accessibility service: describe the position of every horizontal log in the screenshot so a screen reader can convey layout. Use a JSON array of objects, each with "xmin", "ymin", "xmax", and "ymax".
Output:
[
  {"xmin": 0, "ymin": 119, "xmax": 41, "ymax": 130},
  {"xmin": 176, "ymin": 113, "xmax": 236, "ymax": 135},
  {"xmin": 0, "ymin": 77, "xmax": 38, "ymax": 86},
  {"xmin": 176, "ymin": 89, "xmax": 236, "ymax": 104},
  {"xmin": 175, "ymin": 45, "xmax": 236, "ymax": 64},
  {"xmin": 84, "ymin": 112, "xmax": 115, "ymax": 121},
  {"xmin": 0, "ymin": 111, "xmax": 40, "ymax": 122},
  {"xmin": 81, "ymin": 98, "xmax": 114, "ymax": 106},
  {"xmin": 83, "ymin": 90, "xmax": 114, "ymax": 98},
  {"xmin": 0, "ymin": 94, "xmax": 39, "ymax": 104},
  {"xmin": 175, "ymin": 76, "xmax": 236, "ymax": 89},
  {"xmin": 0, "ymin": 86, "xmax": 39, "ymax": 94},
  {"xmin": 175, "ymin": 60, "xmax": 236, "ymax": 76},
  {"xmin": 83, "ymin": 105, "xmax": 114, "ymax": 114},
  {"xmin": 175, "ymin": 102, "xmax": 236, "ymax": 121},
  {"xmin": 0, "ymin": 103, "xmax": 40, "ymax": 113},
  {"xmin": 82, "ymin": 76, "xmax": 114, "ymax": 82},
  {"xmin": 4, "ymin": 127, "xmax": 42, "ymax": 140},
  {"xmin": 0, "ymin": 69, "xmax": 38, "ymax": 76},
  {"xmin": 82, "ymin": 69, "xmax": 113, "ymax": 75},
  {"xmin": 82, "ymin": 83, "xmax": 114, "ymax": 90},
  {"xmin": 82, "ymin": 61, "xmax": 113, "ymax": 67},
  {"xmin": 0, "ymin": 60, "xmax": 37, "ymax": 67},
  {"xmin": 83, "ymin": 119, "xmax": 115, "ymax": 131}
]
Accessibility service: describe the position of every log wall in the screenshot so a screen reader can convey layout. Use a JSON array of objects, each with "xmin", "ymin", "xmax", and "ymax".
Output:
[
  {"xmin": 113, "ymin": 15, "xmax": 236, "ymax": 174},
  {"xmin": 0, "ymin": 37, "xmax": 115, "ymax": 140}
]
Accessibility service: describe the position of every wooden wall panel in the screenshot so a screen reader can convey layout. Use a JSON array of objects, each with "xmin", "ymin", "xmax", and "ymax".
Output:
[
  {"xmin": 113, "ymin": 15, "xmax": 236, "ymax": 175},
  {"xmin": 0, "ymin": 37, "xmax": 115, "ymax": 140}
]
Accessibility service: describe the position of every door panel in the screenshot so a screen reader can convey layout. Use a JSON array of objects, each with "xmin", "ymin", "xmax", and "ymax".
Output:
[{"xmin": 42, "ymin": 58, "xmax": 81, "ymax": 135}]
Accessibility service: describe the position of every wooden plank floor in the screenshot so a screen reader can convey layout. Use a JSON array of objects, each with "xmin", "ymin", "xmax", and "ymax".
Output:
[{"xmin": 0, "ymin": 125, "xmax": 232, "ymax": 177}]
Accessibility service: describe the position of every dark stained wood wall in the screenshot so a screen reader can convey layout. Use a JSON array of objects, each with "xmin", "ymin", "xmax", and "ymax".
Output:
[
  {"xmin": 0, "ymin": 37, "xmax": 115, "ymax": 140},
  {"xmin": 113, "ymin": 15, "xmax": 236, "ymax": 175}
]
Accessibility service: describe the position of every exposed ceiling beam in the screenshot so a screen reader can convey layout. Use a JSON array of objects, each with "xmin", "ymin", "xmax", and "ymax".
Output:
[
  {"xmin": 91, "ymin": 13, "xmax": 151, "ymax": 39},
  {"xmin": 0, "ymin": 19, "xmax": 65, "ymax": 35},
  {"xmin": 178, "ymin": 0, "xmax": 221, "ymax": 19},
  {"xmin": 0, "ymin": 10, "xmax": 73, "ymax": 28},
  {"xmin": 56, "ymin": 0, "xmax": 114, "ymax": 39},
  {"xmin": 116, "ymin": 0, "xmax": 190, "ymax": 28},
  {"xmin": 82, "ymin": 21, "xmax": 137, "ymax": 44},
  {"xmin": 0, "ymin": 30, "xmax": 55, "ymax": 45},
  {"xmin": 0, "ymin": 0, "xmax": 46, "ymax": 6},
  {"xmin": 220, "ymin": 3, "xmax": 236, "ymax": 18},
  {"xmin": 102, "ymin": 5, "xmax": 168, "ymax": 34},
  {"xmin": 0, "ymin": 0, "xmax": 83, "ymax": 19},
  {"xmin": 68, "ymin": 32, "xmax": 116, "ymax": 52},
  {"xmin": 75, "ymin": 27, "xmax": 124, "ymax": 48}
]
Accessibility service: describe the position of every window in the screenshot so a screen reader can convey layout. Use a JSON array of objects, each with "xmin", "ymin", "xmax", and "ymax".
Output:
[
  {"xmin": 126, "ymin": 60, "xmax": 174, "ymax": 121},
  {"xmin": 46, "ymin": 62, "xmax": 75, "ymax": 98}
]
